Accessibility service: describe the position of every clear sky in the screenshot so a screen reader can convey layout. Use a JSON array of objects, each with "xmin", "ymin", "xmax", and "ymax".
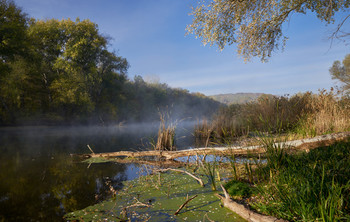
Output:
[{"xmin": 14, "ymin": 0, "xmax": 349, "ymax": 96}]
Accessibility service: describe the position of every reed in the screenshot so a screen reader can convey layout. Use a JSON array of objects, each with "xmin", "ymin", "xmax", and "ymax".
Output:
[
  {"xmin": 195, "ymin": 90, "xmax": 350, "ymax": 143},
  {"xmin": 155, "ymin": 112, "xmax": 176, "ymax": 151},
  {"xmin": 199, "ymin": 155, "xmax": 218, "ymax": 191}
]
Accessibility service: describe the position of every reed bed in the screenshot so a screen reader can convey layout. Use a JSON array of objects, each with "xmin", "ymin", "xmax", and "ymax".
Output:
[{"xmin": 195, "ymin": 90, "xmax": 350, "ymax": 144}]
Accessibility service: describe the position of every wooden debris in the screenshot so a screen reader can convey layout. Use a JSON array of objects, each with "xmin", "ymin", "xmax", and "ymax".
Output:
[
  {"xmin": 174, "ymin": 194, "xmax": 198, "ymax": 215},
  {"xmin": 155, "ymin": 168, "xmax": 204, "ymax": 187},
  {"xmin": 126, "ymin": 197, "xmax": 152, "ymax": 209},
  {"xmin": 74, "ymin": 132, "xmax": 350, "ymax": 161},
  {"xmin": 215, "ymin": 184, "xmax": 287, "ymax": 222}
]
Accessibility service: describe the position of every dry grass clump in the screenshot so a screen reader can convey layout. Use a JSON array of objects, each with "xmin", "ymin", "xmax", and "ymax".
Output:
[
  {"xmin": 299, "ymin": 90, "xmax": 350, "ymax": 136},
  {"xmin": 155, "ymin": 113, "xmax": 176, "ymax": 151},
  {"xmin": 195, "ymin": 90, "xmax": 350, "ymax": 143}
]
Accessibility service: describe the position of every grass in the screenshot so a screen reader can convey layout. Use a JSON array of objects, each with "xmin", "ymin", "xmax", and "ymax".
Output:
[{"xmin": 223, "ymin": 139, "xmax": 350, "ymax": 221}]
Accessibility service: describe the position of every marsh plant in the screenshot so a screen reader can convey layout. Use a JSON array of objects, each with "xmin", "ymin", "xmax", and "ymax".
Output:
[
  {"xmin": 153, "ymin": 112, "xmax": 177, "ymax": 151},
  {"xmin": 227, "ymin": 150, "xmax": 239, "ymax": 181},
  {"xmin": 199, "ymin": 155, "xmax": 218, "ymax": 191},
  {"xmin": 252, "ymin": 139, "xmax": 350, "ymax": 221},
  {"xmin": 195, "ymin": 90, "xmax": 350, "ymax": 144}
]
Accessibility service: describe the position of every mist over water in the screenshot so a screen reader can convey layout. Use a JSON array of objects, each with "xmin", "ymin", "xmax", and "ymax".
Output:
[{"xmin": 0, "ymin": 121, "xmax": 197, "ymax": 221}]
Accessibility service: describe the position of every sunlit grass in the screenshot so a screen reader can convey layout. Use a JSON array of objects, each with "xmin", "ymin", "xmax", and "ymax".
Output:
[{"xmin": 249, "ymin": 140, "xmax": 350, "ymax": 221}]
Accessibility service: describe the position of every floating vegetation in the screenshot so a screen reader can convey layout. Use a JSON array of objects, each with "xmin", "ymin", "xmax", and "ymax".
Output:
[
  {"xmin": 64, "ymin": 168, "xmax": 246, "ymax": 221},
  {"xmin": 82, "ymin": 157, "xmax": 111, "ymax": 164}
]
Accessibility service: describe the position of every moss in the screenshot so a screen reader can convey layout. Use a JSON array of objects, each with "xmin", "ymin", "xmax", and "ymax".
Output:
[{"xmin": 224, "ymin": 180, "xmax": 256, "ymax": 199}]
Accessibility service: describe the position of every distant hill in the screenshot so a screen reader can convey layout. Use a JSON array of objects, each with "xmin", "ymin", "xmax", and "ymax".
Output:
[{"xmin": 209, "ymin": 93, "xmax": 274, "ymax": 105}]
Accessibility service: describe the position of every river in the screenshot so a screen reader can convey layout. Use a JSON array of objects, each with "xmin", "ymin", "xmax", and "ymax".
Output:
[{"xmin": 0, "ymin": 123, "xmax": 196, "ymax": 221}]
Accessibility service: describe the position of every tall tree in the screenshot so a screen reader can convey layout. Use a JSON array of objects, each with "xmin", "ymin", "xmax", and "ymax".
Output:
[
  {"xmin": 0, "ymin": 0, "xmax": 29, "ymax": 123},
  {"xmin": 187, "ymin": 0, "xmax": 350, "ymax": 62},
  {"xmin": 330, "ymin": 53, "xmax": 350, "ymax": 94},
  {"xmin": 0, "ymin": 0, "xmax": 28, "ymax": 73},
  {"xmin": 28, "ymin": 18, "xmax": 129, "ymax": 119}
]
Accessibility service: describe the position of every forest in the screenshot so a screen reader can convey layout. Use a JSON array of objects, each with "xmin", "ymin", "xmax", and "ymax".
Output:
[{"xmin": 0, "ymin": 1, "xmax": 221, "ymax": 126}]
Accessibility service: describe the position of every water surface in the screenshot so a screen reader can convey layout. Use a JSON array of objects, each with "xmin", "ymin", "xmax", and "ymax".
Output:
[{"xmin": 0, "ymin": 124, "xmax": 195, "ymax": 221}]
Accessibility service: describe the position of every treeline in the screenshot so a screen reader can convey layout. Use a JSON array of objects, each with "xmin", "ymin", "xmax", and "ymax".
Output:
[{"xmin": 0, "ymin": 0, "xmax": 221, "ymax": 125}]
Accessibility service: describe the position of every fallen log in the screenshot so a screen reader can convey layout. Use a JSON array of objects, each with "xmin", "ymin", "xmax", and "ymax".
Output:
[
  {"xmin": 80, "ymin": 147, "xmax": 264, "ymax": 160},
  {"xmin": 73, "ymin": 132, "xmax": 350, "ymax": 161},
  {"xmin": 215, "ymin": 184, "xmax": 287, "ymax": 222}
]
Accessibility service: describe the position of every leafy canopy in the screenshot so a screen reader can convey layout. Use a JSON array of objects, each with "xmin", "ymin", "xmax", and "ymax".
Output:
[
  {"xmin": 330, "ymin": 54, "xmax": 350, "ymax": 94},
  {"xmin": 0, "ymin": 0, "xmax": 28, "ymax": 72},
  {"xmin": 187, "ymin": 0, "xmax": 350, "ymax": 62}
]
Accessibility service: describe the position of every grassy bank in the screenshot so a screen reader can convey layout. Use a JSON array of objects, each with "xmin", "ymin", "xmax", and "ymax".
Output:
[
  {"xmin": 68, "ymin": 136, "xmax": 349, "ymax": 221},
  {"xmin": 225, "ymin": 139, "xmax": 350, "ymax": 221}
]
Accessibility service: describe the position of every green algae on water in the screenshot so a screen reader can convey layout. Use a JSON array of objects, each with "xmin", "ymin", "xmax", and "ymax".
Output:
[{"xmin": 65, "ymin": 169, "xmax": 246, "ymax": 221}]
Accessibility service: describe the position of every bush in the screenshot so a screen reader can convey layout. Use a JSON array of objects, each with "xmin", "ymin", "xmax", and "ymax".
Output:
[{"xmin": 224, "ymin": 180, "xmax": 256, "ymax": 199}]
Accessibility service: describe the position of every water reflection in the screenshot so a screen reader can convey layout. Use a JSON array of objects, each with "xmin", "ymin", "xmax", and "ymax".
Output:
[{"xmin": 0, "ymin": 124, "xmax": 195, "ymax": 221}]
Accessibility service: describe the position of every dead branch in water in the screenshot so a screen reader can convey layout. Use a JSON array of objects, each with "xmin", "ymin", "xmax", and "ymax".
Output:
[
  {"xmin": 125, "ymin": 197, "xmax": 152, "ymax": 209},
  {"xmin": 174, "ymin": 194, "xmax": 198, "ymax": 215},
  {"xmin": 154, "ymin": 168, "xmax": 204, "ymax": 187}
]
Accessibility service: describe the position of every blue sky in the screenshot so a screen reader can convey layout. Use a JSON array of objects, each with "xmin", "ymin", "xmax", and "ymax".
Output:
[{"xmin": 14, "ymin": 0, "xmax": 349, "ymax": 96}]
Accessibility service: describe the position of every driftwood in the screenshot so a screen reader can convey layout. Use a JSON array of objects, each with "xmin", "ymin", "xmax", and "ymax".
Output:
[
  {"xmin": 79, "ymin": 148, "xmax": 262, "ymax": 160},
  {"xmin": 126, "ymin": 197, "xmax": 152, "ymax": 209},
  {"xmin": 76, "ymin": 132, "xmax": 350, "ymax": 161},
  {"xmin": 110, "ymin": 158, "xmax": 188, "ymax": 168},
  {"xmin": 215, "ymin": 184, "xmax": 287, "ymax": 222},
  {"xmin": 174, "ymin": 194, "xmax": 198, "ymax": 215},
  {"xmin": 154, "ymin": 168, "xmax": 204, "ymax": 187}
]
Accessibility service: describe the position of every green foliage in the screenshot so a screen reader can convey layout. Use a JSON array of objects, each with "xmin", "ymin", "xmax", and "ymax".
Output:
[
  {"xmin": 0, "ymin": 1, "xmax": 222, "ymax": 125},
  {"xmin": 224, "ymin": 180, "xmax": 256, "ymax": 199},
  {"xmin": 330, "ymin": 54, "xmax": 350, "ymax": 94},
  {"xmin": 199, "ymin": 155, "xmax": 218, "ymax": 191},
  {"xmin": 0, "ymin": 0, "xmax": 28, "ymax": 67},
  {"xmin": 253, "ymin": 140, "xmax": 350, "ymax": 221},
  {"xmin": 187, "ymin": 0, "xmax": 350, "ymax": 61}
]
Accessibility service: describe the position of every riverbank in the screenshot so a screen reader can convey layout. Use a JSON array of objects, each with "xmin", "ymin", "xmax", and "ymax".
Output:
[{"xmin": 67, "ymin": 132, "xmax": 350, "ymax": 221}]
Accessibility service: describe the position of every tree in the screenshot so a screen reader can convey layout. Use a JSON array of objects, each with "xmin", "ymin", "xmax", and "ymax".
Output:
[
  {"xmin": 187, "ymin": 0, "xmax": 350, "ymax": 62},
  {"xmin": 0, "ymin": 15, "xmax": 129, "ymax": 124},
  {"xmin": 0, "ymin": 0, "xmax": 29, "ymax": 123},
  {"xmin": 28, "ymin": 18, "xmax": 129, "ymax": 119},
  {"xmin": 0, "ymin": 0, "xmax": 28, "ymax": 73},
  {"xmin": 330, "ymin": 54, "xmax": 350, "ymax": 94}
]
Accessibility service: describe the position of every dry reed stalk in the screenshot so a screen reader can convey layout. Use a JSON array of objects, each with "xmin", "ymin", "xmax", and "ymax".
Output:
[
  {"xmin": 195, "ymin": 90, "xmax": 350, "ymax": 143},
  {"xmin": 155, "ymin": 113, "xmax": 176, "ymax": 151},
  {"xmin": 304, "ymin": 90, "xmax": 350, "ymax": 135}
]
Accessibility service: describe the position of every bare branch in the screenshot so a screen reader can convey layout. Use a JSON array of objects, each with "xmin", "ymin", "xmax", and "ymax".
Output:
[{"xmin": 174, "ymin": 194, "xmax": 198, "ymax": 215}]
